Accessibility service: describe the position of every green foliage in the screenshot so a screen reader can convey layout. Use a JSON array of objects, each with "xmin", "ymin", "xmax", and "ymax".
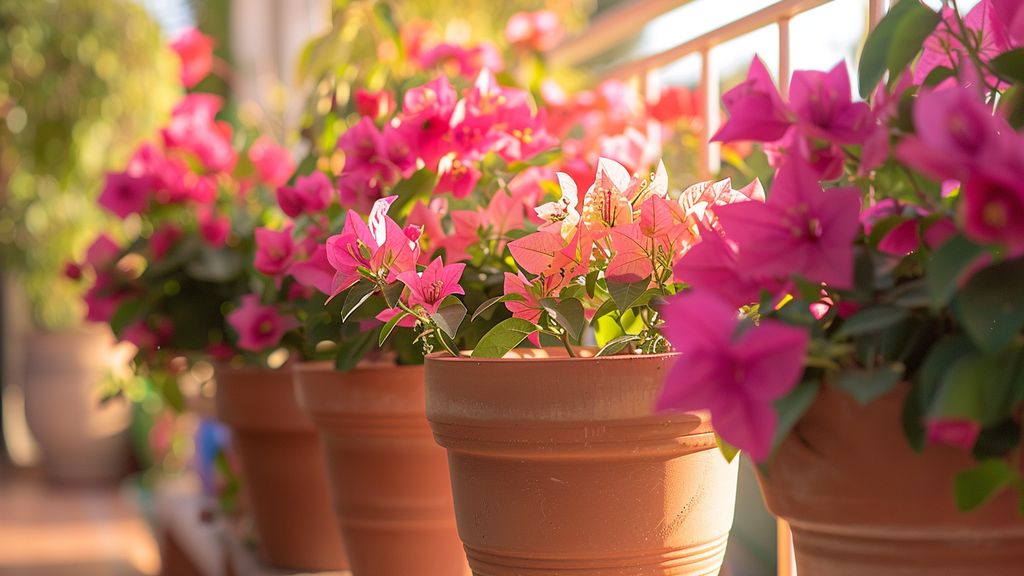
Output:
[
  {"xmin": 472, "ymin": 317, "xmax": 537, "ymax": 358},
  {"xmin": 858, "ymin": 0, "xmax": 941, "ymax": 98},
  {"xmin": 0, "ymin": 0, "xmax": 180, "ymax": 328}
]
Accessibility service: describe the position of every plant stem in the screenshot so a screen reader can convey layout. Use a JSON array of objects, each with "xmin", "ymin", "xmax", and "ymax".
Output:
[{"xmin": 559, "ymin": 329, "xmax": 577, "ymax": 357}]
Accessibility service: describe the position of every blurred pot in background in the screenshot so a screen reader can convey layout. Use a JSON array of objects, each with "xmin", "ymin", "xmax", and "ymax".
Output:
[{"xmin": 23, "ymin": 325, "xmax": 134, "ymax": 484}]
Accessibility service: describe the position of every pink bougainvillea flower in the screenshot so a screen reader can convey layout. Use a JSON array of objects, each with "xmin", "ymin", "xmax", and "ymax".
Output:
[
  {"xmin": 895, "ymin": 87, "xmax": 1010, "ymax": 181},
  {"xmin": 407, "ymin": 199, "xmax": 447, "ymax": 261},
  {"xmin": 400, "ymin": 77, "xmax": 458, "ymax": 165},
  {"xmin": 435, "ymin": 154, "xmax": 482, "ymax": 198},
  {"xmin": 581, "ymin": 157, "xmax": 634, "ymax": 231},
  {"xmin": 162, "ymin": 94, "xmax": 237, "ymax": 172},
  {"xmin": 249, "ymin": 136, "xmax": 295, "ymax": 187},
  {"xmin": 925, "ymin": 417, "xmax": 981, "ymax": 450},
  {"xmin": 765, "ymin": 128, "xmax": 845, "ymax": 180},
  {"xmin": 656, "ymin": 290, "xmax": 809, "ymax": 461},
  {"xmin": 960, "ymin": 158, "xmax": 1024, "ymax": 248},
  {"xmin": 914, "ymin": 2, "xmax": 1007, "ymax": 88},
  {"xmin": 674, "ymin": 177, "xmax": 763, "ymax": 233},
  {"xmin": 227, "ymin": 295, "xmax": 297, "ymax": 352},
  {"xmin": 170, "ymin": 28, "xmax": 214, "ymax": 88},
  {"xmin": 85, "ymin": 234, "xmax": 121, "ymax": 269},
  {"xmin": 277, "ymin": 172, "xmax": 332, "ymax": 217},
  {"xmin": 434, "ymin": 210, "xmax": 482, "ymax": 264},
  {"xmin": 99, "ymin": 171, "xmax": 153, "ymax": 218},
  {"xmin": 648, "ymin": 85, "xmax": 698, "ymax": 124},
  {"xmin": 606, "ymin": 223, "xmax": 654, "ymax": 283},
  {"xmin": 502, "ymin": 271, "xmax": 559, "ymax": 326},
  {"xmin": 505, "ymin": 10, "xmax": 564, "ymax": 52},
  {"xmin": 536, "ymin": 172, "xmax": 582, "ymax": 238},
  {"xmin": 990, "ymin": 0, "xmax": 1024, "ymax": 47},
  {"xmin": 711, "ymin": 57, "xmax": 793, "ymax": 143},
  {"xmin": 326, "ymin": 197, "xmax": 418, "ymax": 299},
  {"xmin": 715, "ymin": 159, "xmax": 862, "ymax": 289},
  {"xmin": 598, "ymin": 126, "xmax": 660, "ymax": 175},
  {"xmin": 789, "ymin": 63, "xmax": 874, "ymax": 145},
  {"xmin": 375, "ymin": 307, "xmax": 418, "ymax": 328},
  {"xmin": 288, "ymin": 245, "xmax": 334, "ymax": 295},
  {"xmin": 396, "ymin": 257, "xmax": 466, "ymax": 315},
  {"xmin": 254, "ymin": 227, "xmax": 295, "ymax": 277},
  {"xmin": 878, "ymin": 220, "xmax": 922, "ymax": 256},
  {"xmin": 382, "ymin": 123, "xmax": 419, "ymax": 178},
  {"xmin": 326, "ymin": 214, "xmax": 375, "ymax": 297},
  {"xmin": 150, "ymin": 224, "xmax": 182, "ymax": 260},
  {"xmin": 674, "ymin": 228, "xmax": 782, "ymax": 308},
  {"xmin": 354, "ymin": 88, "xmax": 396, "ymax": 119},
  {"xmin": 198, "ymin": 209, "xmax": 230, "ymax": 247},
  {"xmin": 508, "ymin": 230, "xmax": 566, "ymax": 275}
]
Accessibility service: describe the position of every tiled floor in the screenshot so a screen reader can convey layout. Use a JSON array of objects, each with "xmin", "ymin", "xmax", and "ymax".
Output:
[{"xmin": 0, "ymin": 467, "xmax": 160, "ymax": 576}]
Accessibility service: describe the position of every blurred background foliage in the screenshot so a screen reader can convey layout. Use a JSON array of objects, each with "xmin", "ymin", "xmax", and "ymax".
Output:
[{"xmin": 0, "ymin": 0, "xmax": 180, "ymax": 329}]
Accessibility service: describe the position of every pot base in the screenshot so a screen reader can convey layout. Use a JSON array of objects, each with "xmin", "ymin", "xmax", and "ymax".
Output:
[
  {"xmin": 789, "ymin": 522, "xmax": 1024, "ymax": 576},
  {"xmin": 464, "ymin": 533, "xmax": 728, "ymax": 575}
]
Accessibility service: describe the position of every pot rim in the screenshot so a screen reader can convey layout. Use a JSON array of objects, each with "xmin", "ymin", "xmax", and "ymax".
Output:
[
  {"xmin": 425, "ymin": 347, "xmax": 679, "ymax": 364},
  {"xmin": 294, "ymin": 360, "xmax": 424, "ymax": 374}
]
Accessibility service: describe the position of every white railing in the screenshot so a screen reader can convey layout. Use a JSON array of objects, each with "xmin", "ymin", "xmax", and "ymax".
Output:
[{"xmin": 548, "ymin": 0, "xmax": 891, "ymax": 178}]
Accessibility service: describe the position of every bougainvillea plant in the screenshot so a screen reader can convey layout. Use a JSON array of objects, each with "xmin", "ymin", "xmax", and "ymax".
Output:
[
  {"xmin": 300, "ymin": 66, "xmax": 563, "ymax": 369},
  {"xmin": 75, "ymin": 28, "xmax": 297, "ymax": 405},
  {"xmin": 656, "ymin": 0, "xmax": 1024, "ymax": 512},
  {"xmin": 367, "ymin": 154, "xmax": 761, "ymax": 360}
]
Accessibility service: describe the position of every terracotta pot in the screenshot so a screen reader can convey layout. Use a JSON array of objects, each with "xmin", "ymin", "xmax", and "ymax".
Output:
[
  {"xmin": 294, "ymin": 362, "xmax": 468, "ymax": 576},
  {"xmin": 759, "ymin": 384, "xmax": 1024, "ymax": 575},
  {"xmin": 425, "ymin": 349, "xmax": 739, "ymax": 575},
  {"xmin": 23, "ymin": 326, "xmax": 133, "ymax": 484},
  {"xmin": 214, "ymin": 365, "xmax": 347, "ymax": 571}
]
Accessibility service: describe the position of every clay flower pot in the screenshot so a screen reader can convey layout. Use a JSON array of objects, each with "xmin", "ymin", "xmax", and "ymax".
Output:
[
  {"xmin": 294, "ymin": 362, "xmax": 468, "ymax": 576},
  {"xmin": 759, "ymin": 384, "xmax": 1024, "ymax": 576},
  {"xmin": 214, "ymin": 365, "xmax": 347, "ymax": 571},
  {"xmin": 23, "ymin": 326, "xmax": 133, "ymax": 485},
  {"xmin": 425, "ymin": 349, "xmax": 739, "ymax": 575}
]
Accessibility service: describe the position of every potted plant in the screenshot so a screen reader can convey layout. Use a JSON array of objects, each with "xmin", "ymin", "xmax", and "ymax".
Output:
[
  {"xmin": 351, "ymin": 148, "xmax": 750, "ymax": 573},
  {"xmin": 657, "ymin": 1, "xmax": 1024, "ymax": 573},
  {"xmin": 290, "ymin": 54, "xmax": 567, "ymax": 571},
  {"xmin": 76, "ymin": 30, "xmax": 347, "ymax": 570},
  {"xmin": 0, "ymin": 0, "xmax": 180, "ymax": 484}
]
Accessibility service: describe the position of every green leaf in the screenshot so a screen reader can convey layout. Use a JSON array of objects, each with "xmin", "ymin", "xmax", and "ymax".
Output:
[
  {"xmin": 472, "ymin": 318, "xmax": 537, "ymax": 358},
  {"xmin": 539, "ymin": 297, "xmax": 586, "ymax": 342},
  {"xmin": 771, "ymin": 380, "xmax": 820, "ymax": 452},
  {"xmin": 836, "ymin": 305, "xmax": 910, "ymax": 338},
  {"xmin": 927, "ymin": 235, "xmax": 986, "ymax": 307},
  {"xmin": 470, "ymin": 294, "xmax": 524, "ymax": 322},
  {"xmin": 858, "ymin": 0, "xmax": 941, "ymax": 98},
  {"xmin": 589, "ymin": 298, "xmax": 619, "ymax": 326},
  {"xmin": 973, "ymin": 420, "xmax": 1022, "ymax": 460},
  {"xmin": 834, "ymin": 364, "xmax": 904, "ymax": 405},
  {"xmin": 958, "ymin": 258, "xmax": 1024, "ymax": 353},
  {"xmin": 341, "ymin": 282, "xmax": 377, "ymax": 322},
  {"xmin": 585, "ymin": 270, "xmax": 599, "ymax": 299},
  {"xmin": 991, "ymin": 48, "xmax": 1024, "ymax": 84},
  {"xmin": 379, "ymin": 311, "xmax": 410, "ymax": 346},
  {"xmin": 389, "ymin": 169, "xmax": 437, "ymax": 217},
  {"xmin": 954, "ymin": 459, "xmax": 1018, "ymax": 512},
  {"xmin": 431, "ymin": 298, "xmax": 467, "ymax": 339},
  {"xmin": 336, "ymin": 327, "xmax": 378, "ymax": 372},
  {"xmin": 381, "ymin": 281, "xmax": 405, "ymax": 308},
  {"xmin": 607, "ymin": 276, "xmax": 652, "ymax": 312},
  {"xmin": 922, "ymin": 65, "xmax": 956, "ymax": 87},
  {"xmin": 935, "ymin": 346, "xmax": 1024, "ymax": 425},
  {"xmin": 595, "ymin": 334, "xmax": 641, "ymax": 357}
]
